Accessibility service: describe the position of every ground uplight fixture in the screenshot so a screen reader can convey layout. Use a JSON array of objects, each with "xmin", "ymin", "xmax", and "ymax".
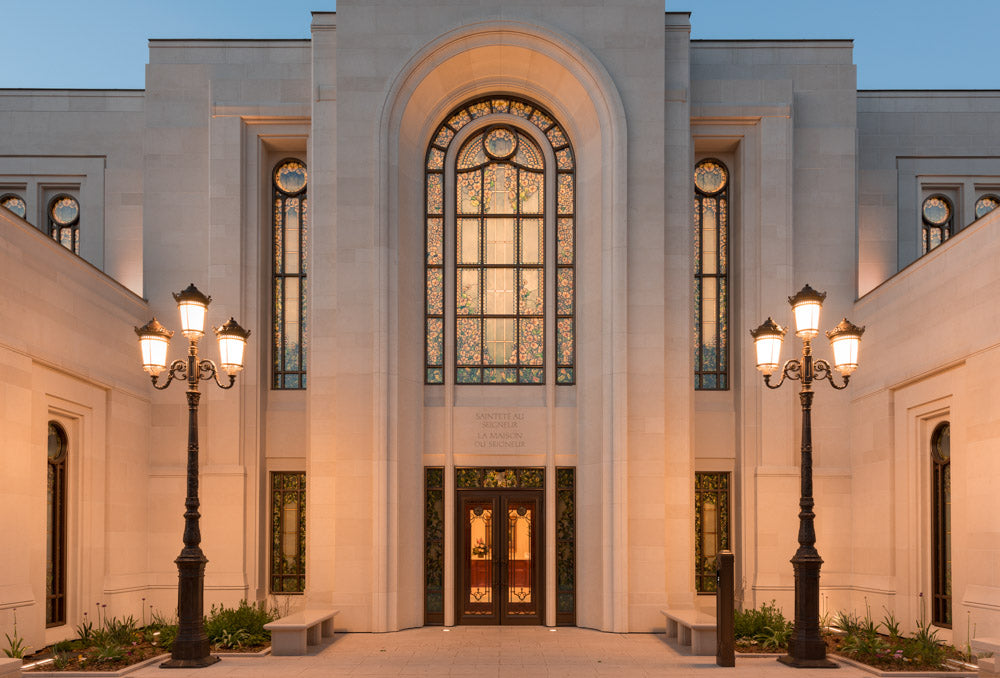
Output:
[
  {"xmin": 750, "ymin": 283, "xmax": 864, "ymax": 669},
  {"xmin": 134, "ymin": 283, "xmax": 250, "ymax": 669}
]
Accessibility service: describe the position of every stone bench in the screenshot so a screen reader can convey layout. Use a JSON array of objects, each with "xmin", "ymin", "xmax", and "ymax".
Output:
[
  {"xmin": 264, "ymin": 609, "xmax": 339, "ymax": 656},
  {"xmin": 972, "ymin": 637, "xmax": 1000, "ymax": 676},
  {"xmin": 662, "ymin": 609, "xmax": 717, "ymax": 656},
  {"xmin": 0, "ymin": 657, "xmax": 20, "ymax": 678}
]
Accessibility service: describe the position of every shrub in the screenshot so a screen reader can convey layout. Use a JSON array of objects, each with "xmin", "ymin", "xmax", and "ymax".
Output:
[
  {"xmin": 204, "ymin": 600, "xmax": 276, "ymax": 647},
  {"xmin": 735, "ymin": 600, "xmax": 789, "ymax": 640}
]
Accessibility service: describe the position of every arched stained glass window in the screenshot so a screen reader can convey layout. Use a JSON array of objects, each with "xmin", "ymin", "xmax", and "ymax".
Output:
[
  {"xmin": 922, "ymin": 195, "xmax": 951, "ymax": 254},
  {"xmin": 975, "ymin": 194, "xmax": 999, "ymax": 220},
  {"xmin": 425, "ymin": 96, "xmax": 575, "ymax": 385},
  {"xmin": 47, "ymin": 422, "xmax": 68, "ymax": 627},
  {"xmin": 1, "ymin": 193, "xmax": 26, "ymax": 219},
  {"xmin": 694, "ymin": 159, "xmax": 729, "ymax": 390},
  {"xmin": 272, "ymin": 159, "xmax": 308, "ymax": 389},
  {"xmin": 931, "ymin": 422, "xmax": 951, "ymax": 628},
  {"xmin": 48, "ymin": 195, "xmax": 79, "ymax": 255}
]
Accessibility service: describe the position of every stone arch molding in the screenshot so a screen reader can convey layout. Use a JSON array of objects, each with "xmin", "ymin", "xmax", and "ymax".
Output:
[{"xmin": 371, "ymin": 19, "xmax": 630, "ymax": 632}]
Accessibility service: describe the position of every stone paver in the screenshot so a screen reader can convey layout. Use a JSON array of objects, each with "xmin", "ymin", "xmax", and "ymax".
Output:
[{"xmin": 129, "ymin": 627, "xmax": 870, "ymax": 678}]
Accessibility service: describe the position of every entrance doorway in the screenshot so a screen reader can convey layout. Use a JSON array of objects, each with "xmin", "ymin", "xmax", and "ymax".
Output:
[{"xmin": 456, "ymin": 490, "xmax": 544, "ymax": 624}]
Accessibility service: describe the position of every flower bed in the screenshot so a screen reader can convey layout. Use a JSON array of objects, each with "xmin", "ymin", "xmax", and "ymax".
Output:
[{"xmin": 15, "ymin": 600, "xmax": 276, "ymax": 673}]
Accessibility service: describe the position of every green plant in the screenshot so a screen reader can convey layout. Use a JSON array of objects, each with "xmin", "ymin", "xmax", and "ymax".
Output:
[
  {"xmin": 905, "ymin": 619, "xmax": 945, "ymax": 667},
  {"xmin": 53, "ymin": 639, "xmax": 74, "ymax": 654},
  {"xmin": 52, "ymin": 653, "xmax": 70, "ymax": 670},
  {"xmin": 76, "ymin": 614, "xmax": 95, "ymax": 643},
  {"xmin": 93, "ymin": 642, "xmax": 125, "ymax": 663},
  {"xmin": 833, "ymin": 610, "xmax": 861, "ymax": 636},
  {"xmin": 734, "ymin": 600, "xmax": 789, "ymax": 640},
  {"xmin": 204, "ymin": 600, "xmax": 275, "ymax": 647},
  {"xmin": 841, "ymin": 631, "xmax": 888, "ymax": 657},
  {"xmin": 93, "ymin": 615, "xmax": 138, "ymax": 647},
  {"xmin": 881, "ymin": 607, "xmax": 900, "ymax": 640},
  {"xmin": 217, "ymin": 628, "xmax": 250, "ymax": 650},
  {"xmin": 3, "ymin": 609, "xmax": 29, "ymax": 659},
  {"xmin": 756, "ymin": 621, "xmax": 793, "ymax": 651}
]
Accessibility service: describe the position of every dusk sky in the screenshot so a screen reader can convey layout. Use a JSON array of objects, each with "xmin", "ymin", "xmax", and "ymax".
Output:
[{"xmin": 1, "ymin": 1, "xmax": 997, "ymax": 90}]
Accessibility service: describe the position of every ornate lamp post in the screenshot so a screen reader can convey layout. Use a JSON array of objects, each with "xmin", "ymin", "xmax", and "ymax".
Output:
[
  {"xmin": 135, "ymin": 284, "xmax": 250, "ymax": 669},
  {"xmin": 750, "ymin": 284, "xmax": 864, "ymax": 669}
]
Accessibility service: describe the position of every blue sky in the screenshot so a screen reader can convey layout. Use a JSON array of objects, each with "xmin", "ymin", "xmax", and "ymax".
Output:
[{"xmin": 1, "ymin": 1, "xmax": 997, "ymax": 90}]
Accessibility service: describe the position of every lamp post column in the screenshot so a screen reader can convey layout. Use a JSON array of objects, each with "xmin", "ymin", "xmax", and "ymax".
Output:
[{"xmin": 162, "ymin": 339, "xmax": 219, "ymax": 668}]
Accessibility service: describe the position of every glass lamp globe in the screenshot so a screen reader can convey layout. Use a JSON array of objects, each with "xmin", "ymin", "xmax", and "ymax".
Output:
[
  {"xmin": 215, "ymin": 318, "xmax": 251, "ymax": 376},
  {"xmin": 134, "ymin": 318, "xmax": 174, "ymax": 376},
  {"xmin": 173, "ymin": 283, "xmax": 212, "ymax": 339},
  {"xmin": 826, "ymin": 319, "xmax": 865, "ymax": 376},
  {"xmin": 788, "ymin": 284, "xmax": 827, "ymax": 339},
  {"xmin": 750, "ymin": 317, "xmax": 786, "ymax": 376}
]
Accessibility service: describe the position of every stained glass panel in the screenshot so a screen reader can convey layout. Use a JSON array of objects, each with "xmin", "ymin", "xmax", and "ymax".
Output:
[
  {"xmin": 975, "ymin": 195, "xmax": 999, "ymax": 219},
  {"xmin": 425, "ymin": 97, "xmax": 575, "ymax": 385},
  {"xmin": 270, "ymin": 472, "xmax": 306, "ymax": 594},
  {"xmin": 694, "ymin": 159, "xmax": 729, "ymax": 391},
  {"xmin": 695, "ymin": 472, "xmax": 730, "ymax": 594},
  {"xmin": 1, "ymin": 195, "xmax": 26, "ymax": 218},
  {"xmin": 424, "ymin": 468, "xmax": 445, "ymax": 623},
  {"xmin": 557, "ymin": 269, "xmax": 574, "ymax": 315},
  {"xmin": 556, "ymin": 467, "xmax": 576, "ymax": 623}
]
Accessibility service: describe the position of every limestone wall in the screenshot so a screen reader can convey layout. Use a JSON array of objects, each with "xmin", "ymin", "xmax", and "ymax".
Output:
[{"xmin": 0, "ymin": 208, "xmax": 149, "ymax": 650}]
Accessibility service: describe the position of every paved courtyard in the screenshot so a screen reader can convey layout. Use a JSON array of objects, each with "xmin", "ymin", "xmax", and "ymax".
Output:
[{"xmin": 130, "ymin": 627, "xmax": 870, "ymax": 677}]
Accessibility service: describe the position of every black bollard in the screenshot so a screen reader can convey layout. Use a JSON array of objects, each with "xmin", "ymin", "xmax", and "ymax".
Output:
[{"xmin": 716, "ymin": 550, "xmax": 735, "ymax": 667}]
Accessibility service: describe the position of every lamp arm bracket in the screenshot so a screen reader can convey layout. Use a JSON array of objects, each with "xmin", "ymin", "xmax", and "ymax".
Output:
[
  {"xmin": 150, "ymin": 359, "xmax": 187, "ymax": 390},
  {"xmin": 814, "ymin": 359, "xmax": 850, "ymax": 390},
  {"xmin": 198, "ymin": 359, "xmax": 237, "ymax": 390},
  {"xmin": 763, "ymin": 359, "xmax": 801, "ymax": 389}
]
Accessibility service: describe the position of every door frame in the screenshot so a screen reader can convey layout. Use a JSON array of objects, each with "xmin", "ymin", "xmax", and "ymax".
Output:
[{"xmin": 455, "ymin": 489, "xmax": 545, "ymax": 625}]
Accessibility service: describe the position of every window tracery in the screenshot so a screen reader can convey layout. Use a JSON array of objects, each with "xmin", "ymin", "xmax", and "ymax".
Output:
[
  {"xmin": 922, "ymin": 195, "xmax": 952, "ymax": 254},
  {"xmin": 48, "ymin": 194, "xmax": 79, "ymax": 254},
  {"xmin": 425, "ymin": 96, "xmax": 575, "ymax": 385},
  {"xmin": 693, "ymin": 159, "xmax": 729, "ymax": 390},
  {"xmin": 272, "ymin": 159, "xmax": 308, "ymax": 389}
]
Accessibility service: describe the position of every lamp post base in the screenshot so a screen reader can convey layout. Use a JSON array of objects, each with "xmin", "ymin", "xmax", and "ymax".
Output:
[
  {"xmin": 778, "ymin": 655, "xmax": 838, "ymax": 669},
  {"xmin": 160, "ymin": 655, "xmax": 221, "ymax": 669}
]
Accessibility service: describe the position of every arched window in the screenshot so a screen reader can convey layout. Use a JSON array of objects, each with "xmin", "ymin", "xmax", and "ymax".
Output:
[
  {"xmin": 930, "ymin": 422, "xmax": 951, "ymax": 628},
  {"xmin": 1, "ymin": 193, "xmax": 26, "ymax": 219},
  {"xmin": 48, "ymin": 195, "xmax": 80, "ymax": 254},
  {"xmin": 922, "ymin": 195, "xmax": 952, "ymax": 254},
  {"xmin": 424, "ymin": 96, "xmax": 575, "ymax": 385},
  {"xmin": 272, "ymin": 160, "xmax": 308, "ymax": 389},
  {"xmin": 47, "ymin": 422, "xmax": 68, "ymax": 627},
  {"xmin": 975, "ymin": 194, "xmax": 999, "ymax": 220},
  {"xmin": 693, "ymin": 159, "xmax": 729, "ymax": 390}
]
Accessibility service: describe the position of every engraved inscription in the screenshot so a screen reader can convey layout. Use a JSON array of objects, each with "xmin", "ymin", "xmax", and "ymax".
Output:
[
  {"xmin": 455, "ymin": 408, "xmax": 543, "ymax": 453},
  {"xmin": 474, "ymin": 411, "xmax": 525, "ymax": 449}
]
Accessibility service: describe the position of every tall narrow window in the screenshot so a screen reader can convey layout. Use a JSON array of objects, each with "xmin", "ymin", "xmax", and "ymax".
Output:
[
  {"xmin": 695, "ymin": 472, "xmax": 730, "ymax": 593},
  {"xmin": 272, "ymin": 160, "xmax": 308, "ymax": 389},
  {"xmin": 48, "ymin": 195, "xmax": 79, "ymax": 254},
  {"xmin": 47, "ymin": 422, "xmax": 68, "ymax": 627},
  {"xmin": 922, "ymin": 195, "xmax": 952, "ymax": 254},
  {"xmin": 1, "ymin": 194, "xmax": 26, "ymax": 219},
  {"xmin": 694, "ymin": 160, "xmax": 729, "ymax": 390},
  {"xmin": 424, "ymin": 467, "xmax": 444, "ymax": 624},
  {"xmin": 555, "ymin": 467, "xmax": 576, "ymax": 625},
  {"xmin": 931, "ymin": 422, "xmax": 951, "ymax": 627},
  {"xmin": 424, "ymin": 96, "xmax": 575, "ymax": 385},
  {"xmin": 270, "ymin": 471, "xmax": 306, "ymax": 593}
]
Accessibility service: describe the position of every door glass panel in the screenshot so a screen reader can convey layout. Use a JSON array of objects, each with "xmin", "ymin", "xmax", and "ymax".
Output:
[
  {"xmin": 466, "ymin": 505, "xmax": 493, "ymax": 613},
  {"xmin": 507, "ymin": 504, "xmax": 533, "ymax": 607}
]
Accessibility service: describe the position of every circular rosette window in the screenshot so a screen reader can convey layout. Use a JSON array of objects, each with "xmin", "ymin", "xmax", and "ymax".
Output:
[{"xmin": 484, "ymin": 127, "xmax": 517, "ymax": 161}]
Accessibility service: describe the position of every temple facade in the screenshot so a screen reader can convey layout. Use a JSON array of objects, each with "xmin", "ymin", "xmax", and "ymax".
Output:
[{"xmin": 2, "ymin": 0, "xmax": 1000, "ymax": 652}]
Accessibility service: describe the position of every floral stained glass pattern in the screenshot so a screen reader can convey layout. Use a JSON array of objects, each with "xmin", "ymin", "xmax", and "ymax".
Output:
[
  {"xmin": 695, "ymin": 472, "xmax": 730, "ymax": 594},
  {"xmin": 424, "ymin": 468, "xmax": 445, "ymax": 623},
  {"xmin": 424, "ymin": 96, "xmax": 576, "ymax": 385},
  {"xmin": 270, "ymin": 472, "xmax": 306, "ymax": 594},
  {"xmin": 48, "ymin": 195, "xmax": 80, "ymax": 255},
  {"xmin": 693, "ymin": 159, "xmax": 729, "ymax": 390},
  {"xmin": 273, "ymin": 160, "xmax": 308, "ymax": 389},
  {"xmin": 556, "ymin": 467, "xmax": 576, "ymax": 624},
  {"xmin": 922, "ymin": 195, "xmax": 952, "ymax": 255},
  {"xmin": 1, "ymin": 194, "xmax": 26, "ymax": 218},
  {"xmin": 975, "ymin": 194, "xmax": 1000, "ymax": 219}
]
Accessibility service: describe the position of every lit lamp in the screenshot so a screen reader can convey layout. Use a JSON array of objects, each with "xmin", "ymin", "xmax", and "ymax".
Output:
[
  {"xmin": 826, "ymin": 319, "xmax": 864, "ymax": 377},
  {"xmin": 750, "ymin": 318, "xmax": 786, "ymax": 376},
  {"xmin": 750, "ymin": 284, "xmax": 864, "ymax": 669},
  {"xmin": 134, "ymin": 284, "xmax": 250, "ymax": 669},
  {"xmin": 215, "ymin": 318, "xmax": 250, "ymax": 376},
  {"xmin": 788, "ymin": 284, "xmax": 826, "ymax": 339},
  {"xmin": 173, "ymin": 283, "xmax": 211, "ymax": 339},
  {"xmin": 135, "ymin": 319, "xmax": 173, "ymax": 376}
]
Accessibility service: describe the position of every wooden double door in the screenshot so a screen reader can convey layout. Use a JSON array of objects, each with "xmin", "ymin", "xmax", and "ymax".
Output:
[{"xmin": 456, "ymin": 490, "xmax": 544, "ymax": 624}]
